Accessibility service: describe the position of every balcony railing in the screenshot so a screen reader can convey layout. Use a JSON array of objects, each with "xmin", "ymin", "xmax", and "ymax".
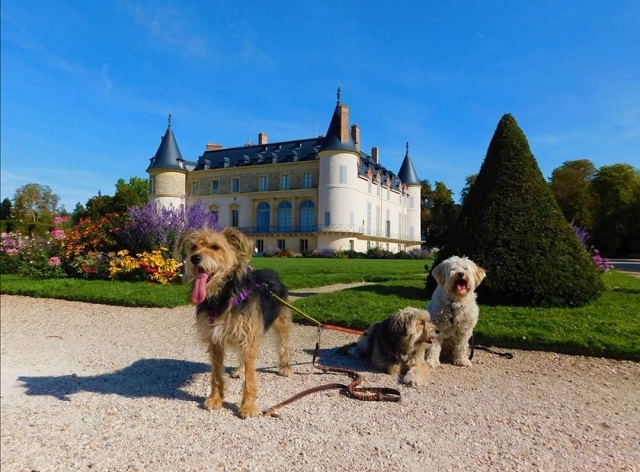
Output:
[
  {"xmin": 237, "ymin": 225, "xmax": 416, "ymax": 241},
  {"xmin": 238, "ymin": 224, "xmax": 362, "ymax": 234}
]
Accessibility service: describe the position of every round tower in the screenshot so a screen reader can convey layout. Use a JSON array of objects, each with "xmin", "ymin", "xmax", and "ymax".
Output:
[
  {"xmin": 397, "ymin": 142, "xmax": 422, "ymax": 249},
  {"xmin": 146, "ymin": 115, "xmax": 187, "ymax": 208},
  {"xmin": 317, "ymin": 90, "xmax": 360, "ymax": 250}
]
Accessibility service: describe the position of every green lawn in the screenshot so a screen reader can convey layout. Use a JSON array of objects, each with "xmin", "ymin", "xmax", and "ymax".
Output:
[{"xmin": 2, "ymin": 259, "xmax": 639, "ymax": 360}]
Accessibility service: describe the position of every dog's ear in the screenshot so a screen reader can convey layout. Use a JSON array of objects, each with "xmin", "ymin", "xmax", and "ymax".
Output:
[
  {"xmin": 431, "ymin": 261, "xmax": 446, "ymax": 286},
  {"xmin": 174, "ymin": 230, "xmax": 195, "ymax": 262},
  {"xmin": 222, "ymin": 227, "xmax": 254, "ymax": 261},
  {"xmin": 473, "ymin": 264, "xmax": 487, "ymax": 286}
]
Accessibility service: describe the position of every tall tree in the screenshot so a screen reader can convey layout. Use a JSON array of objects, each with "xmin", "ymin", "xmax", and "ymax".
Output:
[
  {"xmin": 12, "ymin": 183, "xmax": 60, "ymax": 223},
  {"xmin": 0, "ymin": 198, "xmax": 12, "ymax": 220},
  {"xmin": 426, "ymin": 114, "xmax": 604, "ymax": 307},
  {"xmin": 460, "ymin": 174, "xmax": 477, "ymax": 204},
  {"xmin": 113, "ymin": 176, "xmax": 149, "ymax": 213},
  {"xmin": 421, "ymin": 180, "xmax": 458, "ymax": 247},
  {"xmin": 591, "ymin": 164, "xmax": 640, "ymax": 253},
  {"xmin": 550, "ymin": 159, "xmax": 597, "ymax": 229}
]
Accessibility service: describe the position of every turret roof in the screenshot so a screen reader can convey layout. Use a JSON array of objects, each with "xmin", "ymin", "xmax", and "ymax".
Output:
[
  {"xmin": 397, "ymin": 142, "xmax": 420, "ymax": 185},
  {"xmin": 320, "ymin": 87, "xmax": 357, "ymax": 152},
  {"xmin": 146, "ymin": 115, "xmax": 187, "ymax": 172}
]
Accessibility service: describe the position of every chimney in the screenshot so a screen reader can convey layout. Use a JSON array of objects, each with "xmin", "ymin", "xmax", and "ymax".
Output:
[
  {"xmin": 339, "ymin": 104, "xmax": 350, "ymax": 143},
  {"xmin": 371, "ymin": 146, "xmax": 379, "ymax": 164},
  {"xmin": 206, "ymin": 143, "xmax": 223, "ymax": 152},
  {"xmin": 351, "ymin": 124, "xmax": 360, "ymax": 151},
  {"xmin": 258, "ymin": 132, "xmax": 268, "ymax": 145}
]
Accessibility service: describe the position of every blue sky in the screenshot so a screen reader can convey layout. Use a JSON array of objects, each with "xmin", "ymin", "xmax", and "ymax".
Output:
[{"xmin": 2, "ymin": 1, "xmax": 639, "ymax": 211}]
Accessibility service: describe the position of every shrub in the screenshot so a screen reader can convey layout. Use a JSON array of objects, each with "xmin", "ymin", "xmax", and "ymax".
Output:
[
  {"xmin": 366, "ymin": 246, "xmax": 393, "ymax": 259},
  {"xmin": 0, "ymin": 231, "xmax": 66, "ymax": 278},
  {"xmin": 108, "ymin": 248, "xmax": 181, "ymax": 284},
  {"xmin": 573, "ymin": 224, "xmax": 612, "ymax": 272},
  {"xmin": 62, "ymin": 214, "xmax": 121, "ymax": 279},
  {"xmin": 426, "ymin": 114, "xmax": 604, "ymax": 307},
  {"xmin": 119, "ymin": 200, "xmax": 218, "ymax": 255}
]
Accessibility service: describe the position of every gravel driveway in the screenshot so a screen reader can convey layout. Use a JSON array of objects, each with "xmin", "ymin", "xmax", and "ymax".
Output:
[{"xmin": 1, "ymin": 294, "xmax": 639, "ymax": 471}]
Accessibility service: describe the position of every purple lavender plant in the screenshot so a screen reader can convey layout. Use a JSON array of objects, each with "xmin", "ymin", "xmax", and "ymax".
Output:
[
  {"xmin": 120, "ymin": 200, "xmax": 218, "ymax": 255},
  {"xmin": 572, "ymin": 223, "xmax": 612, "ymax": 272}
]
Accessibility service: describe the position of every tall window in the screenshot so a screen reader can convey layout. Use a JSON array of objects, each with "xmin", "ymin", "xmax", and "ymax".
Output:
[
  {"xmin": 277, "ymin": 201, "xmax": 292, "ymax": 231},
  {"xmin": 257, "ymin": 202, "xmax": 270, "ymax": 232},
  {"xmin": 299, "ymin": 200, "xmax": 315, "ymax": 231},
  {"xmin": 210, "ymin": 205, "xmax": 220, "ymax": 225},
  {"xmin": 230, "ymin": 209, "xmax": 239, "ymax": 227},
  {"xmin": 339, "ymin": 165, "xmax": 347, "ymax": 184},
  {"xmin": 232, "ymin": 178, "xmax": 240, "ymax": 193},
  {"xmin": 277, "ymin": 239, "xmax": 285, "ymax": 251},
  {"xmin": 192, "ymin": 181, "xmax": 199, "ymax": 195},
  {"xmin": 212, "ymin": 180, "xmax": 219, "ymax": 194},
  {"xmin": 259, "ymin": 175, "xmax": 268, "ymax": 191},
  {"xmin": 324, "ymin": 211, "xmax": 331, "ymax": 226},
  {"xmin": 386, "ymin": 209, "xmax": 391, "ymax": 237},
  {"xmin": 299, "ymin": 239, "xmax": 308, "ymax": 253},
  {"xmin": 149, "ymin": 177, "xmax": 155, "ymax": 195},
  {"xmin": 366, "ymin": 203, "xmax": 371, "ymax": 234},
  {"xmin": 280, "ymin": 175, "xmax": 289, "ymax": 190},
  {"xmin": 255, "ymin": 239, "xmax": 264, "ymax": 253},
  {"xmin": 303, "ymin": 173, "xmax": 312, "ymax": 188}
]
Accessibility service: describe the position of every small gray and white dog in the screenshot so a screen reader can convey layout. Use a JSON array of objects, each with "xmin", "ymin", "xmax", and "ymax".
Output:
[{"xmin": 426, "ymin": 256, "xmax": 486, "ymax": 367}]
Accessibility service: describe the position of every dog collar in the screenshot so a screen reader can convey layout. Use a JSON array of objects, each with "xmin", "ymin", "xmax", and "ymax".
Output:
[{"xmin": 207, "ymin": 285, "xmax": 258, "ymax": 323}]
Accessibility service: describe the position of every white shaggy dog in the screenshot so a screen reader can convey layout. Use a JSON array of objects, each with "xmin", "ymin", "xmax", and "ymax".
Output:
[{"xmin": 426, "ymin": 256, "xmax": 486, "ymax": 367}]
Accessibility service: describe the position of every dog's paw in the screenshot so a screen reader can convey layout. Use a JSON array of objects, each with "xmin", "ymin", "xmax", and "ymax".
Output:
[
  {"xmin": 426, "ymin": 358, "xmax": 441, "ymax": 368},
  {"xmin": 203, "ymin": 396, "xmax": 223, "ymax": 411},
  {"xmin": 402, "ymin": 373, "xmax": 427, "ymax": 387},
  {"xmin": 230, "ymin": 367, "xmax": 244, "ymax": 379},
  {"xmin": 238, "ymin": 404, "xmax": 261, "ymax": 419},
  {"xmin": 279, "ymin": 365, "xmax": 292, "ymax": 377},
  {"xmin": 453, "ymin": 357, "xmax": 473, "ymax": 367}
]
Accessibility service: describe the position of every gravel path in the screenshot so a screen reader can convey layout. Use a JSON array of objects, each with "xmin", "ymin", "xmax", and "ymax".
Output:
[{"xmin": 1, "ymin": 294, "xmax": 639, "ymax": 471}]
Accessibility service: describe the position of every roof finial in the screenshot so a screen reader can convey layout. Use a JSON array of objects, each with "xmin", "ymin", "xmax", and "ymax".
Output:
[
  {"xmin": 168, "ymin": 113, "xmax": 172, "ymax": 127},
  {"xmin": 337, "ymin": 86, "xmax": 341, "ymax": 104},
  {"xmin": 406, "ymin": 141, "xmax": 409, "ymax": 154}
]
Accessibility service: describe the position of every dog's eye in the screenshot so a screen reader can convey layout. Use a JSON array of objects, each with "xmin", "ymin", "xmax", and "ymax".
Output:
[{"xmin": 210, "ymin": 244, "xmax": 220, "ymax": 251}]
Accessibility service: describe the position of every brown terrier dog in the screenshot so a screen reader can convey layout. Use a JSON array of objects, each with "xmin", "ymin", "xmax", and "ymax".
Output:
[{"xmin": 175, "ymin": 227, "xmax": 292, "ymax": 418}]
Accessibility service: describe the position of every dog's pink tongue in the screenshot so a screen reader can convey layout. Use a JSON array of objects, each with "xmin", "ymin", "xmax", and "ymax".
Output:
[
  {"xmin": 456, "ymin": 282, "xmax": 467, "ymax": 293},
  {"xmin": 191, "ymin": 272, "xmax": 209, "ymax": 304}
]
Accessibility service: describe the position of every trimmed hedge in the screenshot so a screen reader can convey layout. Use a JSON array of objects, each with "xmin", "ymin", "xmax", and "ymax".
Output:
[{"xmin": 426, "ymin": 114, "xmax": 604, "ymax": 307}]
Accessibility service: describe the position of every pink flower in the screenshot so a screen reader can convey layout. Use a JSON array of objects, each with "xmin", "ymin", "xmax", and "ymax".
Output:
[
  {"xmin": 52, "ymin": 216, "xmax": 70, "ymax": 226},
  {"xmin": 50, "ymin": 229, "xmax": 66, "ymax": 240},
  {"xmin": 48, "ymin": 256, "xmax": 61, "ymax": 266}
]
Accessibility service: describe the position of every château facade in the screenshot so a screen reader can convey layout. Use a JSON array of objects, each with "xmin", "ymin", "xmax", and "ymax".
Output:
[{"xmin": 146, "ymin": 91, "xmax": 422, "ymax": 254}]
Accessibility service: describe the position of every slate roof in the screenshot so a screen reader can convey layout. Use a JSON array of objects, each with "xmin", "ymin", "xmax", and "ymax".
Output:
[
  {"xmin": 397, "ymin": 142, "xmax": 420, "ymax": 185},
  {"xmin": 146, "ymin": 115, "xmax": 187, "ymax": 172},
  {"xmin": 148, "ymin": 95, "xmax": 420, "ymax": 191}
]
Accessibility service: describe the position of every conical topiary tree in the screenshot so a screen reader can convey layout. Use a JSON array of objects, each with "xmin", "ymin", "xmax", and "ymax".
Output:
[{"xmin": 426, "ymin": 114, "xmax": 604, "ymax": 307}]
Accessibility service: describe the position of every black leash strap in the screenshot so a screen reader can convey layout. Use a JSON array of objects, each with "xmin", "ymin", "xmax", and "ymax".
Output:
[{"xmin": 469, "ymin": 335, "xmax": 514, "ymax": 360}]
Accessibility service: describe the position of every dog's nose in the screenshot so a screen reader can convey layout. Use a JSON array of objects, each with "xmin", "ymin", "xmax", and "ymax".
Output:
[
  {"xmin": 190, "ymin": 254, "xmax": 202, "ymax": 265},
  {"xmin": 435, "ymin": 329, "xmax": 440, "ymax": 335}
]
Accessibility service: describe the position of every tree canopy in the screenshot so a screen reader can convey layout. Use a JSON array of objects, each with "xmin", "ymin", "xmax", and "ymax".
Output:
[{"xmin": 12, "ymin": 183, "xmax": 60, "ymax": 223}]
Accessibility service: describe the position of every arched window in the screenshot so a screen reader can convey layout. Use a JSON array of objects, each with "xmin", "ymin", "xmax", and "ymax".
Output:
[
  {"xmin": 209, "ymin": 204, "xmax": 220, "ymax": 226},
  {"xmin": 299, "ymin": 200, "xmax": 315, "ymax": 231},
  {"xmin": 277, "ymin": 201, "xmax": 292, "ymax": 231},
  {"xmin": 257, "ymin": 202, "xmax": 270, "ymax": 232}
]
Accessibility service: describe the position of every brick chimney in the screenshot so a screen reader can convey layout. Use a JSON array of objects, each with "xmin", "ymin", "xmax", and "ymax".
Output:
[
  {"xmin": 351, "ymin": 124, "xmax": 360, "ymax": 151},
  {"xmin": 339, "ymin": 105, "xmax": 350, "ymax": 143},
  {"xmin": 206, "ymin": 143, "xmax": 223, "ymax": 151},
  {"xmin": 258, "ymin": 132, "xmax": 268, "ymax": 145},
  {"xmin": 371, "ymin": 146, "xmax": 379, "ymax": 164}
]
